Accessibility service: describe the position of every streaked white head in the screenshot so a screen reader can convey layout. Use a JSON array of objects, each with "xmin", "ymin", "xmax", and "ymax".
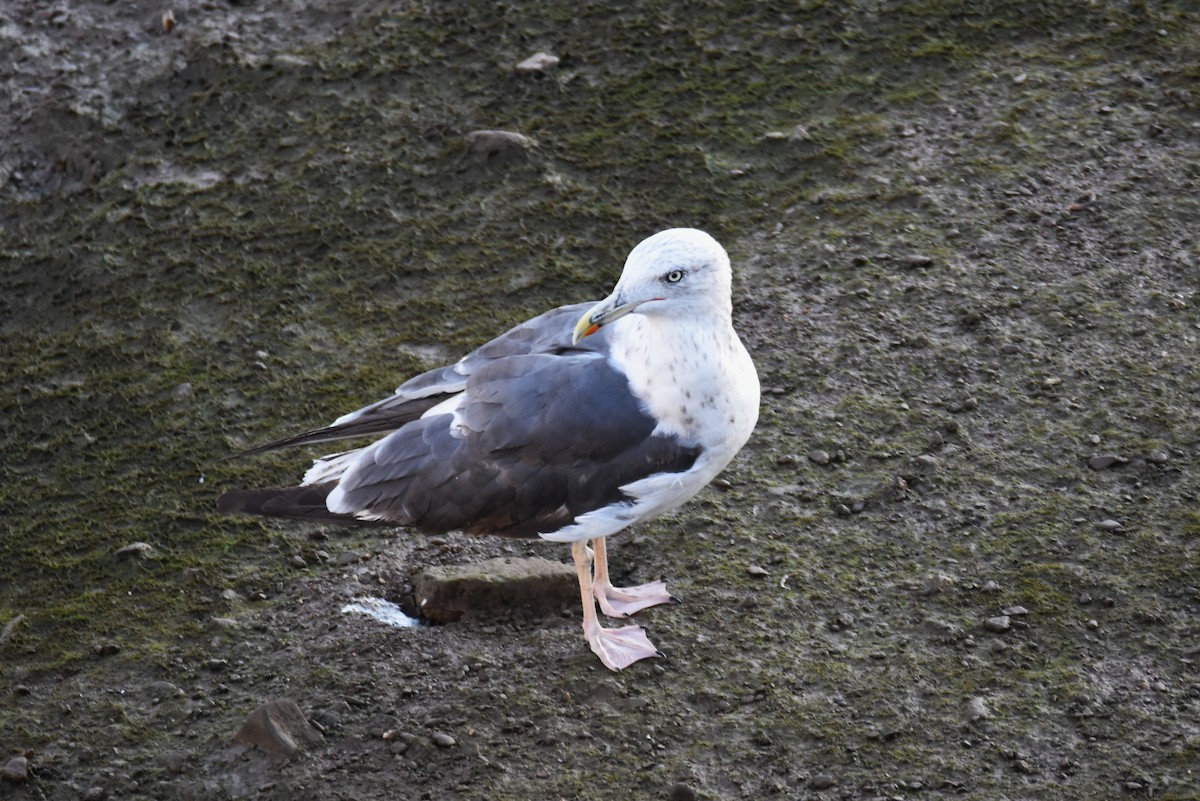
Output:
[{"xmin": 573, "ymin": 228, "xmax": 733, "ymax": 343}]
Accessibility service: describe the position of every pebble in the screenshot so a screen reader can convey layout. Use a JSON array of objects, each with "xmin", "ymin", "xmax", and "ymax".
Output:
[
  {"xmin": 984, "ymin": 615, "xmax": 1011, "ymax": 633},
  {"xmin": 232, "ymin": 698, "xmax": 324, "ymax": 758},
  {"xmin": 514, "ymin": 52, "xmax": 560, "ymax": 74},
  {"xmin": 1, "ymin": 756, "xmax": 28, "ymax": 783},
  {"xmin": 464, "ymin": 129, "xmax": 534, "ymax": 165},
  {"xmin": 926, "ymin": 573, "xmax": 955, "ymax": 593},
  {"xmin": 431, "ymin": 732, "xmax": 456, "ymax": 748},
  {"xmin": 966, "ymin": 696, "xmax": 990, "ymax": 720},
  {"xmin": 1087, "ymin": 453, "xmax": 1127, "ymax": 470},
  {"xmin": 902, "ymin": 254, "xmax": 934, "ymax": 268},
  {"xmin": 668, "ymin": 782, "xmax": 697, "ymax": 801},
  {"xmin": 808, "ymin": 449, "xmax": 831, "ymax": 465},
  {"xmin": 809, "ymin": 773, "xmax": 837, "ymax": 789},
  {"xmin": 1097, "ymin": 519, "xmax": 1122, "ymax": 531},
  {"xmin": 981, "ymin": 580, "xmax": 1001, "ymax": 593},
  {"xmin": 1001, "ymin": 605, "xmax": 1029, "ymax": 617},
  {"xmin": 336, "ymin": 551, "xmax": 362, "ymax": 566},
  {"xmin": 115, "ymin": 541, "xmax": 154, "ymax": 560},
  {"xmin": 912, "ymin": 454, "xmax": 939, "ymax": 472},
  {"xmin": 290, "ymin": 555, "xmax": 307, "ymax": 569},
  {"xmin": 1147, "ymin": 449, "xmax": 1170, "ymax": 464}
]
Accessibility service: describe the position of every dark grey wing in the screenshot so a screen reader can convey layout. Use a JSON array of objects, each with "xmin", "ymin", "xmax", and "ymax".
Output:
[
  {"xmin": 233, "ymin": 302, "xmax": 599, "ymax": 455},
  {"xmin": 328, "ymin": 351, "xmax": 702, "ymax": 539}
]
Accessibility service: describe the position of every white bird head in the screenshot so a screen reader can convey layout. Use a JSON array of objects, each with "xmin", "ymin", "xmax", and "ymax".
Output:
[{"xmin": 573, "ymin": 228, "xmax": 733, "ymax": 343}]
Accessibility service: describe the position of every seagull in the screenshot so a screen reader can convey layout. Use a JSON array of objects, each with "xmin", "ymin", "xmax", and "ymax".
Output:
[{"xmin": 218, "ymin": 228, "xmax": 760, "ymax": 670}]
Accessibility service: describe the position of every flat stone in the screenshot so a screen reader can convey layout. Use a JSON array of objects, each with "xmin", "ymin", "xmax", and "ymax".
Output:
[
  {"xmin": 808, "ymin": 449, "xmax": 831, "ymax": 465},
  {"xmin": 464, "ymin": 129, "xmax": 534, "ymax": 167},
  {"xmin": 1097, "ymin": 519, "xmax": 1122, "ymax": 531},
  {"xmin": 984, "ymin": 615, "xmax": 1011, "ymax": 633},
  {"xmin": 115, "ymin": 541, "xmax": 154, "ymax": 560},
  {"xmin": 1, "ymin": 756, "xmax": 28, "ymax": 783},
  {"xmin": 413, "ymin": 556, "xmax": 576, "ymax": 624},
  {"xmin": 1088, "ymin": 453, "xmax": 1128, "ymax": 470},
  {"xmin": 966, "ymin": 696, "xmax": 990, "ymax": 720},
  {"xmin": 515, "ymin": 52, "xmax": 560, "ymax": 74},
  {"xmin": 431, "ymin": 732, "xmax": 456, "ymax": 748},
  {"xmin": 232, "ymin": 698, "xmax": 324, "ymax": 759}
]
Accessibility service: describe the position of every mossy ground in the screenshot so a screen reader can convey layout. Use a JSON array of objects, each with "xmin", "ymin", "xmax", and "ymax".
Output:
[{"xmin": 2, "ymin": 1, "xmax": 1198, "ymax": 799}]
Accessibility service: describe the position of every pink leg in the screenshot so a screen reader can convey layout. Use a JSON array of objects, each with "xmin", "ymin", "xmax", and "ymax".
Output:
[
  {"xmin": 591, "ymin": 537, "xmax": 673, "ymax": 617},
  {"xmin": 571, "ymin": 541, "xmax": 661, "ymax": 671}
]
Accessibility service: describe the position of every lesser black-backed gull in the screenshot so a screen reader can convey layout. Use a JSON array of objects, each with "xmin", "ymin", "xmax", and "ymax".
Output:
[{"xmin": 218, "ymin": 228, "xmax": 760, "ymax": 670}]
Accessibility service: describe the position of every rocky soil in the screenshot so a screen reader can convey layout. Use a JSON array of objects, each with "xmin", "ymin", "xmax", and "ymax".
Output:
[{"xmin": 2, "ymin": 1, "xmax": 1198, "ymax": 799}]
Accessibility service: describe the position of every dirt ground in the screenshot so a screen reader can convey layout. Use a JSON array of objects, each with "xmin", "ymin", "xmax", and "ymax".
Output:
[{"xmin": 2, "ymin": 1, "xmax": 1198, "ymax": 799}]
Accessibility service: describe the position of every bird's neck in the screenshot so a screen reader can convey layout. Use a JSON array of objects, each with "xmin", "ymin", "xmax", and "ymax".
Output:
[{"xmin": 608, "ymin": 311, "xmax": 759, "ymax": 451}]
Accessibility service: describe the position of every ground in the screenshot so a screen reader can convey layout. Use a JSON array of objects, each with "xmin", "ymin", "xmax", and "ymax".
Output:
[{"xmin": 2, "ymin": 1, "xmax": 1199, "ymax": 799}]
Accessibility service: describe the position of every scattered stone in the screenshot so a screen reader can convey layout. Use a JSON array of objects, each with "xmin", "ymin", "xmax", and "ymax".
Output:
[
  {"xmin": 1097, "ymin": 519, "xmax": 1122, "ymax": 531},
  {"xmin": 290, "ymin": 555, "xmax": 307, "ymax": 569},
  {"xmin": 1087, "ymin": 619, "xmax": 1100, "ymax": 629},
  {"xmin": 966, "ymin": 696, "xmax": 990, "ymax": 721},
  {"xmin": 912, "ymin": 454, "xmax": 939, "ymax": 472},
  {"xmin": 1, "ymin": 756, "xmax": 29, "ymax": 783},
  {"xmin": 145, "ymin": 680, "xmax": 183, "ymax": 701},
  {"xmin": 1146, "ymin": 449, "xmax": 1170, "ymax": 464},
  {"xmin": 211, "ymin": 617, "xmax": 241, "ymax": 630},
  {"xmin": 902, "ymin": 254, "xmax": 934, "ymax": 268},
  {"xmin": 336, "ymin": 551, "xmax": 362, "ymax": 566},
  {"xmin": 464, "ymin": 129, "xmax": 535, "ymax": 167},
  {"xmin": 981, "ymin": 580, "xmax": 1001, "ymax": 593},
  {"xmin": 668, "ymin": 782, "xmax": 697, "ymax": 801},
  {"xmin": 1088, "ymin": 453, "xmax": 1128, "ymax": 470},
  {"xmin": 115, "ymin": 541, "xmax": 154, "ymax": 560},
  {"xmin": 431, "ymin": 732, "xmax": 456, "ymax": 748},
  {"xmin": 1001, "ymin": 605, "xmax": 1029, "ymax": 617},
  {"xmin": 984, "ymin": 615, "xmax": 1011, "ymax": 633},
  {"xmin": 232, "ymin": 699, "xmax": 324, "ymax": 759},
  {"xmin": 514, "ymin": 52, "xmax": 560, "ymax": 74},
  {"xmin": 220, "ymin": 588, "xmax": 243, "ymax": 602},
  {"xmin": 809, "ymin": 773, "xmax": 837, "ymax": 789},
  {"xmin": 926, "ymin": 573, "xmax": 955, "ymax": 594},
  {"xmin": 93, "ymin": 642, "xmax": 120, "ymax": 657},
  {"xmin": 746, "ymin": 564, "xmax": 769, "ymax": 577},
  {"xmin": 808, "ymin": 449, "xmax": 831, "ymax": 465},
  {"xmin": 413, "ymin": 557, "xmax": 576, "ymax": 624}
]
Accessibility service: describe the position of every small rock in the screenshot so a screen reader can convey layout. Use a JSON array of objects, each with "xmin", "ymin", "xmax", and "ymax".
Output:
[
  {"xmin": 290, "ymin": 555, "xmax": 307, "ymax": 569},
  {"xmin": 431, "ymin": 732, "xmax": 456, "ymax": 748},
  {"xmin": 1146, "ymin": 449, "xmax": 1170, "ymax": 464},
  {"xmin": 981, "ymin": 580, "xmax": 1001, "ymax": 593},
  {"xmin": 984, "ymin": 615, "xmax": 1011, "ymax": 633},
  {"xmin": 336, "ymin": 551, "xmax": 362, "ymax": 566},
  {"xmin": 1001, "ymin": 605, "xmax": 1029, "ymax": 616},
  {"xmin": 966, "ymin": 696, "xmax": 990, "ymax": 720},
  {"xmin": 1097, "ymin": 519, "xmax": 1122, "ymax": 531},
  {"xmin": 220, "ymin": 588, "xmax": 243, "ymax": 602},
  {"xmin": 514, "ymin": 52, "xmax": 560, "ymax": 74},
  {"xmin": 1, "ymin": 756, "xmax": 29, "ymax": 783},
  {"xmin": 912, "ymin": 454, "xmax": 939, "ymax": 472},
  {"xmin": 464, "ymin": 129, "xmax": 535, "ymax": 166},
  {"xmin": 1088, "ymin": 453, "xmax": 1128, "ymax": 470},
  {"xmin": 902, "ymin": 254, "xmax": 934, "ymax": 268},
  {"xmin": 808, "ymin": 449, "xmax": 831, "ymax": 465},
  {"xmin": 746, "ymin": 565, "xmax": 769, "ymax": 577},
  {"xmin": 668, "ymin": 782, "xmax": 697, "ymax": 801},
  {"xmin": 115, "ymin": 541, "xmax": 154, "ymax": 560},
  {"xmin": 413, "ymin": 557, "xmax": 576, "ymax": 624},
  {"xmin": 93, "ymin": 642, "xmax": 120, "ymax": 657},
  {"xmin": 926, "ymin": 573, "xmax": 955, "ymax": 594},
  {"xmin": 809, "ymin": 773, "xmax": 837, "ymax": 789},
  {"xmin": 232, "ymin": 699, "xmax": 324, "ymax": 758}
]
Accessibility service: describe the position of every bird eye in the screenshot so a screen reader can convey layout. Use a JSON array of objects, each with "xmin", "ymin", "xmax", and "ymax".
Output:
[{"xmin": 664, "ymin": 269, "xmax": 685, "ymax": 284}]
